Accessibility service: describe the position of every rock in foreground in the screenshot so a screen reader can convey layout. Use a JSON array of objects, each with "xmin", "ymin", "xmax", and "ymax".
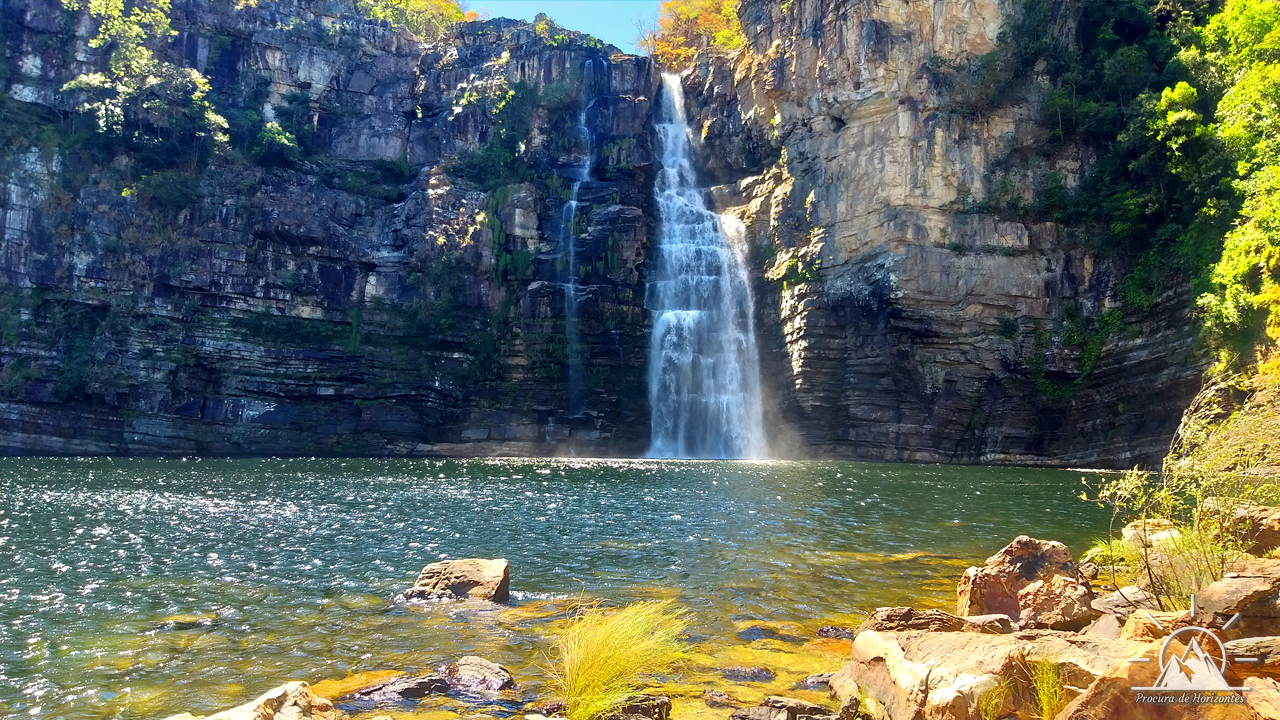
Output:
[
  {"xmin": 439, "ymin": 655, "xmax": 515, "ymax": 692},
  {"xmin": 163, "ymin": 681, "xmax": 336, "ymax": 720},
  {"xmin": 402, "ymin": 558, "xmax": 510, "ymax": 602},
  {"xmin": 957, "ymin": 535, "xmax": 1096, "ymax": 630}
]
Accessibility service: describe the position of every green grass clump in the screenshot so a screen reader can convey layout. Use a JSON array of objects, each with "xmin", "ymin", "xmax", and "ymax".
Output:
[
  {"xmin": 1025, "ymin": 660, "xmax": 1065, "ymax": 720},
  {"xmin": 549, "ymin": 600, "xmax": 689, "ymax": 720},
  {"xmin": 976, "ymin": 677, "xmax": 1013, "ymax": 720}
]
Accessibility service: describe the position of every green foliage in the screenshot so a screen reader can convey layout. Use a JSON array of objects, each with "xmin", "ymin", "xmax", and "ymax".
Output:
[
  {"xmin": 548, "ymin": 601, "xmax": 689, "ymax": 720},
  {"xmin": 59, "ymin": 0, "xmax": 226, "ymax": 161},
  {"xmin": 251, "ymin": 121, "xmax": 300, "ymax": 167},
  {"xmin": 356, "ymin": 0, "xmax": 463, "ymax": 39},
  {"xmin": 126, "ymin": 170, "xmax": 201, "ymax": 212},
  {"xmin": 448, "ymin": 84, "xmax": 541, "ymax": 190}
]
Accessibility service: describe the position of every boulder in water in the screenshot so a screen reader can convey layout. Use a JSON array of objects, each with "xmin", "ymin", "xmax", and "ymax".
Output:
[
  {"xmin": 402, "ymin": 558, "xmax": 510, "ymax": 602},
  {"xmin": 793, "ymin": 673, "xmax": 833, "ymax": 690},
  {"xmin": 350, "ymin": 673, "xmax": 450, "ymax": 701},
  {"xmin": 1016, "ymin": 574, "xmax": 1097, "ymax": 631},
  {"xmin": 162, "ymin": 681, "xmax": 336, "ymax": 720},
  {"xmin": 438, "ymin": 655, "xmax": 515, "ymax": 692}
]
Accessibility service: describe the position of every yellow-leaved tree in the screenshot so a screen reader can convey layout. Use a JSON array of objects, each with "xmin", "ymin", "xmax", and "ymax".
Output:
[{"xmin": 638, "ymin": 0, "xmax": 745, "ymax": 68}]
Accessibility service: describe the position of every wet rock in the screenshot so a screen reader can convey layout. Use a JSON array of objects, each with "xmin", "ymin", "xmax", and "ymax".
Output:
[
  {"xmin": 1090, "ymin": 586, "xmax": 1159, "ymax": 620},
  {"xmin": 839, "ymin": 629, "xmax": 1146, "ymax": 720},
  {"xmin": 956, "ymin": 536, "xmax": 1094, "ymax": 629},
  {"xmin": 793, "ymin": 673, "xmax": 833, "ymax": 690},
  {"xmin": 1194, "ymin": 558, "xmax": 1280, "ymax": 639},
  {"xmin": 535, "ymin": 700, "xmax": 566, "ymax": 716},
  {"xmin": 720, "ymin": 666, "xmax": 776, "ymax": 682},
  {"xmin": 816, "ymin": 626, "xmax": 852, "ymax": 639},
  {"xmin": 351, "ymin": 673, "xmax": 450, "ymax": 701},
  {"xmin": 761, "ymin": 696, "xmax": 830, "ymax": 720},
  {"xmin": 438, "ymin": 655, "xmax": 515, "ymax": 692},
  {"xmin": 1016, "ymin": 574, "xmax": 1098, "ymax": 631},
  {"xmin": 855, "ymin": 607, "xmax": 1012, "ymax": 635},
  {"xmin": 607, "ymin": 695, "xmax": 671, "ymax": 720},
  {"xmin": 738, "ymin": 625, "xmax": 799, "ymax": 642},
  {"xmin": 402, "ymin": 558, "xmax": 510, "ymax": 602},
  {"xmin": 703, "ymin": 689, "xmax": 742, "ymax": 708},
  {"xmin": 1203, "ymin": 499, "xmax": 1280, "ymax": 555},
  {"xmin": 163, "ymin": 681, "xmax": 336, "ymax": 720},
  {"xmin": 728, "ymin": 708, "xmax": 787, "ymax": 720},
  {"xmin": 1224, "ymin": 636, "xmax": 1280, "ymax": 678},
  {"xmin": 1121, "ymin": 518, "xmax": 1181, "ymax": 547}
]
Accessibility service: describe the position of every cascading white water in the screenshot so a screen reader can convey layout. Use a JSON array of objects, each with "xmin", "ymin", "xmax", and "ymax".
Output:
[
  {"xmin": 646, "ymin": 74, "xmax": 767, "ymax": 459},
  {"xmin": 560, "ymin": 58, "xmax": 606, "ymax": 416}
]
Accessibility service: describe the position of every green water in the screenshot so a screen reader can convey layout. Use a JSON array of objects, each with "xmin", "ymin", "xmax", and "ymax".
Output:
[{"xmin": 0, "ymin": 458, "xmax": 1109, "ymax": 719}]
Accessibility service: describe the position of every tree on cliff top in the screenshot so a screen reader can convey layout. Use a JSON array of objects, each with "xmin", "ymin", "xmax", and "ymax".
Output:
[
  {"xmin": 358, "ymin": 0, "xmax": 474, "ymax": 40},
  {"xmin": 637, "ymin": 0, "xmax": 745, "ymax": 68}
]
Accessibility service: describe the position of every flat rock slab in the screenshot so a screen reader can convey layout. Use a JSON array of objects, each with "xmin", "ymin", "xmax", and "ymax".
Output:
[
  {"xmin": 841, "ymin": 629, "xmax": 1148, "ymax": 720},
  {"xmin": 1225, "ymin": 636, "xmax": 1280, "ymax": 678},
  {"xmin": 402, "ymin": 558, "xmax": 510, "ymax": 602},
  {"xmin": 856, "ymin": 607, "xmax": 1012, "ymax": 635}
]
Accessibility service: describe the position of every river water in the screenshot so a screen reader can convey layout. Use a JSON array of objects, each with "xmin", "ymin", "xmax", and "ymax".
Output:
[{"xmin": 0, "ymin": 458, "xmax": 1108, "ymax": 719}]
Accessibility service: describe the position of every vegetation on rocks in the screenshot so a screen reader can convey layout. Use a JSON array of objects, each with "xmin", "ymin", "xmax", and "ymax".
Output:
[
  {"xmin": 638, "ymin": 0, "xmax": 745, "ymax": 68},
  {"xmin": 549, "ymin": 601, "xmax": 688, "ymax": 720}
]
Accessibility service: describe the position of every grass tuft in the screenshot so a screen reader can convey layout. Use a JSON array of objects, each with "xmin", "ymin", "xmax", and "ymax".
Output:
[
  {"xmin": 976, "ymin": 676, "xmax": 1013, "ymax": 720},
  {"xmin": 1025, "ymin": 660, "xmax": 1066, "ymax": 720},
  {"xmin": 548, "ymin": 600, "xmax": 689, "ymax": 720}
]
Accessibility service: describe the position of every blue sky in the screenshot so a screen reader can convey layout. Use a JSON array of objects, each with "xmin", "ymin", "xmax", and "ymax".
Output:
[{"xmin": 467, "ymin": 1, "xmax": 662, "ymax": 54}]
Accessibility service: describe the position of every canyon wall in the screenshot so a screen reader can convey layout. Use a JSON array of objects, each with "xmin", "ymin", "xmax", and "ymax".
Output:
[
  {"xmin": 0, "ymin": 0, "xmax": 1206, "ymax": 465},
  {"xmin": 682, "ymin": 0, "xmax": 1205, "ymax": 465},
  {"xmin": 1, "ymin": 0, "xmax": 657, "ymax": 455}
]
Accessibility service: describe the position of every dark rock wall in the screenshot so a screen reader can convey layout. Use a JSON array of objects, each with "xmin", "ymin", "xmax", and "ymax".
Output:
[{"xmin": 0, "ymin": 0, "xmax": 658, "ymax": 455}]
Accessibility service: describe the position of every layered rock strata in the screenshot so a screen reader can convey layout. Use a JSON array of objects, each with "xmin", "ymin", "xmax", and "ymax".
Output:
[{"xmin": 679, "ymin": 0, "xmax": 1206, "ymax": 465}]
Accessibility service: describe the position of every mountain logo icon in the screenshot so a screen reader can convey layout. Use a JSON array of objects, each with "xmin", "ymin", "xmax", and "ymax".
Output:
[{"xmin": 1129, "ymin": 595, "xmax": 1252, "ymax": 696}]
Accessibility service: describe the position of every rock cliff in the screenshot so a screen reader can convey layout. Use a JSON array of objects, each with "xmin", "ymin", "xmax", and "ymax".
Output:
[
  {"xmin": 1, "ymin": 0, "xmax": 657, "ymax": 455},
  {"xmin": 0, "ymin": 0, "xmax": 1207, "ymax": 464},
  {"xmin": 680, "ymin": 0, "xmax": 1205, "ymax": 465}
]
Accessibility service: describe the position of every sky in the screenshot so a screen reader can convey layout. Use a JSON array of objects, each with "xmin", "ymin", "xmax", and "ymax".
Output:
[{"xmin": 466, "ymin": 0, "xmax": 662, "ymax": 54}]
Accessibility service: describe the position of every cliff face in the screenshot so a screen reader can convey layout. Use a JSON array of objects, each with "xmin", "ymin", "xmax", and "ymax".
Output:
[
  {"xmin": 681, "ymin": 0, "xmax": 1205, "ymax": 466},
  {"xmin": 1, "ymin": 0, "xmax": 1205, "ymax": 464},
  {"xmin": 0, "ymin": 0, "xmax": 657, "ymax": 455}
]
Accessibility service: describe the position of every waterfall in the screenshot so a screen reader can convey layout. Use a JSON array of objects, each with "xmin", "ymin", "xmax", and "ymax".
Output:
[
  {"xmin": 560, "ymin": 58, "xmax": 606, "ymax": 417},
  {"xmin": 646, "ymin": 74, "xmax": 767, "ymax": 459}
]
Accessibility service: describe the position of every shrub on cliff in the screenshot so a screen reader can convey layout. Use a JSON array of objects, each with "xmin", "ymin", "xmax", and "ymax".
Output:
[
  {"xmin": 357, "ymin": 0, "xmax": 469, "ymax": 40},
  {"xmin": 638, "ymin": 0, "xmax": 746, "ymax": 68},
  {"xmin": 548, "ymin": 601, "xmax": 688, "ymax": 720}
]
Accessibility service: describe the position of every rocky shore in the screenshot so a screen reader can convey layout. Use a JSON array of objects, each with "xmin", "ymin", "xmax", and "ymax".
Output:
[{"xmin": 162, "ymin": 529, "xmax": 1280, "ymax": 720}]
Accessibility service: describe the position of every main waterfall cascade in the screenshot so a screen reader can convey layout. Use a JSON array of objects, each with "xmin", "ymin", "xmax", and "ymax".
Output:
[
  {"xmin": 560, "ymin": 58, "xmax": 606, "ymax": 417},
  {"xmin": 646, "ymin": 74, "xmax": 767, "ymax": 459}
]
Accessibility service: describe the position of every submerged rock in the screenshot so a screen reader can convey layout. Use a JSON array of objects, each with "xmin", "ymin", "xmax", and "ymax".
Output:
[
  {"xmin": 438, "ymin": 655, "xmax": 515, "ymax": 692},
  {"xmin": 402, "ymin": 558, "xmax": 510, "ymax": 602},
  {"xmin": 606, "ymin": 695, "xmax": 671, "ymax": 720},
  {"xmin": 350, "ymin": 673, "xmax": 450, "ymax": 701},
  {"xmin": 703, "ymin": 689, "xmax": 743, "ymax": 708},
  {"xmin": 957, "ymin": 535, "xmax": 1096, "ymax": 630},
  {"xmin": 855, "ymin": 607, "xmax": 1012, "ymax": 635},
  {"xmin": 720, "ymin": 666, "xmax": 776, "ymax": 682},
  {"xmin": 815, "ymin": 626, "xmax": 853, "ymax": 639},
  {"xmin": 163, "ymin": 681, "xmax": 336, "ymax": 720}
]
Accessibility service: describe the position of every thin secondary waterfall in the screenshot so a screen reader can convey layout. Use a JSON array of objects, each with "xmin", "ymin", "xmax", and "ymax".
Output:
[
  {"xmin": 559, "ymin": 57, "xmax": 606, "ymax": 417},
  {"xmin": 646, "ymin": 74, "xmax": 766, "ymax": 459}
]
